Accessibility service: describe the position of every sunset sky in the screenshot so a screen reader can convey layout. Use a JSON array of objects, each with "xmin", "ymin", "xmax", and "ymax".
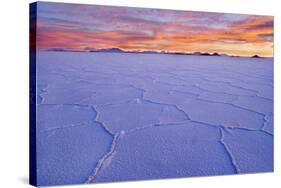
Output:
[{"xmin": 35, "ymin": 2, "xmax": 274, "ymax": 57}]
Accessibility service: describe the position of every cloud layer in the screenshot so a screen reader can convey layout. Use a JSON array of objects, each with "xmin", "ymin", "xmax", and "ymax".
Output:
[{"xmin": 34, "ymin": 2, "xmax": 274, "ymax": 57}]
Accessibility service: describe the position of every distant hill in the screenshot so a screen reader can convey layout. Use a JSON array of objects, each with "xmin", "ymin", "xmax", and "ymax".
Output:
[
  {"xmin": 47, "ymin": 48, "xmax": 84, "ymax": 52},
  {"xmin": 252, "ymin": 55, "xmax": 262, "ymax": 58},
  {"xmin": 212, "ymin": 52, "xmax": 221, "ymax": 56},
  {"xmin": 46, "ymin": 48, "xmax": 267, "ymax": 58},
  {"xmin": 88, "ymin": 48, "xmax": 125, "ymax": 53},
  {"xmin": 47, "ymin": 48, "xmax": 66, "ymax": 52},
  {"xmin": 86, "ymin": 48, "xmax": 224, "ymax": 57},
  {"xmin": 193, "ymin": 52, "xmax": 221, "ymax": 56}
]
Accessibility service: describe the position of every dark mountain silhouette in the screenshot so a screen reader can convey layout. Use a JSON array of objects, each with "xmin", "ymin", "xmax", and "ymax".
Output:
[
  {"xmin": 193, "ymin": 52, "xmax": 221, "ymax": 56},
  {"xmin": 87, "ymin": 48, "xmax": 194, "ymax": 55},
  {"xmin": 212, "ymin": 52, "xmax": 221, "ymax": 56},
  {"xmin": 252, "ymin": 55, "xmax": 261, "ymax": 58},
  {"xmin": 193, "ymin": 52, "xmax": 202, "ymax": 56},
  {"xmin": 47, "ymin": 48, "xmax": 66, "ymax": 51},
  {"xmin": 200, "ymin": 52, "xmax": 212, "ymax": 56},
  {"xmin": 88, "ymin": 48, "xmax": 125, "ymax": 53},
  {"xmin": 46, "ymin": 47, "xmax": 267, "ymax": 58},
  {"xmin": 47, "ymin": 48, "xmax": 84, "ymax": 52}
]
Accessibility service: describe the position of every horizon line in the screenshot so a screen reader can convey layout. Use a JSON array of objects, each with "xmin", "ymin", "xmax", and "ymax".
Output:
[{"xmin": 37, "ymin": 47, "xmax": 273, "ymax": 58}]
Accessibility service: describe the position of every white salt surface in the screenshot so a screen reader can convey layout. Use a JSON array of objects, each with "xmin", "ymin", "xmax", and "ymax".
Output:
[{"xmin": 36, "ymin": 51, "xmax": 273, "ymax": 186}]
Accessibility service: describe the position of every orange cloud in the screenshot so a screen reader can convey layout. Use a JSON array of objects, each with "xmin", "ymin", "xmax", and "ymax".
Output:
[{"xmin": 36, "ymin": 9, "xmax": 273, "ymax": 57}]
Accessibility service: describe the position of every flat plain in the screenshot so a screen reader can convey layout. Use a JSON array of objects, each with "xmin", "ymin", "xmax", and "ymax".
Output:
[{"xmin": 36, "ymin": 51, "xmax": 273, "ymax": 186}]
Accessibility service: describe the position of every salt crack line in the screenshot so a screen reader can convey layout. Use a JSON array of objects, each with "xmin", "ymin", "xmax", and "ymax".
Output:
[
  {"xmin": 169, "ymin": 89, "xmax": 199, "ymax": 97},
  {"xmin": 260, "ymin": 114, "xmax": 273, "ymax": 136},
  {"xmin": 253, "ymin": 94, "xmax": 273, "ymax": 101},
  {"xmin": 86, "ymin": 132, "xmax": 124, "ymax": 183},
  {"xmin": 39, "ymin": 104, "xmax": 100, "ymax": 132},
  {"xmin": 190, "ymin": 120, "xmax": 273, "ymax": 137},
  {"xmin": 219, "ymin": 128, "xmax": 241, "ymax": 174},
  {"xmin": 196, "ymin": 97, "xmax": 266, "ymax": 117},
  {"xmin": 38, "ymin": 103, "xmax": 90, "ymax": 108},
  {"xmin": 141, "ymin": 98, "xmax": 191, "ymax": 120},
  {"xmin": 200, "ymin": 77, "xmax": 262, "ymax": 95},
  {"xmin": 90, "ymin": 105, "xmax": 115, "ymax": 136},
  {"xmin": 124, "ymin": 120, "xmax": 190, "ymax": 135},
  {"xmin": 194, "ymin": 80, "xmax": 272, "ymax": 101},
  {"xmin": 85, "ymin": 106, "xmax": 120, "ymax": 183},
  {"xmin": 40, "ymin": 120, "xmax": 93, "ymax": 133},
  {"xmin": 126, "ymin": 84, "xmax": 191, "ymax": 121}
]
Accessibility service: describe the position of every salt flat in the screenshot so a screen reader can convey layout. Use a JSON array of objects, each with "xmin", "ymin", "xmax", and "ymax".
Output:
[{"xmin": 36, "ymin": 51, "xmax": 273, "ymax": 186}]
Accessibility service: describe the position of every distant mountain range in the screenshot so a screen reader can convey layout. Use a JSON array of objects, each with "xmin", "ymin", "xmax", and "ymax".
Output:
[
  {"xmin": 86, "ymin": 48, "xmax": 223, "ymax": 56},
  {"xmin": 47, "ymin": 48, "xmax": 264, "ymax": 58}
]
